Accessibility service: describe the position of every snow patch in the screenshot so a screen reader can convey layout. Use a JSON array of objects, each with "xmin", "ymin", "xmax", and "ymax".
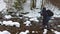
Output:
[
  {"xmin": 51, "ymin": 29, "xmax": 60, "ymax": 34},
  {"xmin": 29, "ymin": 18, "xmax": 39, "ymax": 22},
  {"xmin": 0, "ymin": 30, "xmax": 11, "ymax": 34},
  {"xmin": 0, "ymin": 21, "xmax": 3, "ymax": 25},
  {"xmin": 0, "ymin": 0, "xmax": 6, "ymax": 11},
  {"xmin": 57, "ymin": 25, "xmax": 60, "ymax": 27},
  {"xmin": 24, "ymin": 21, "xmax": 31, "ymax": 26},
  {"xmin": 43, "ymin": 29, "xmax": 48, "ymax": 34},
  {"xmin": 2, "ymin": 21, "xmax": 20, "ymax": 27},
  {"xmin": 32, "ymin": 31, "xmax": 35, "ymax": 33},
  {"xmin": 19, "ymin": 30, "xmax": 29, "ymax": 34},
  {"xmin": 4, "ymin": 15, "xmax": 12, "ymax": 19}
]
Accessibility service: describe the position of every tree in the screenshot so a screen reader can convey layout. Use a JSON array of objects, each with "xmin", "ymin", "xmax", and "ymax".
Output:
[
  {"xmin": 13, "ymin": 0, "xmax": 23, "ymax": 11},
  {"xmin": 30, "ymin": 0, "xmax": 36, "ymax": 10},
  {"xmin": 13, "ymin": 0, "xmax": 26, "ymax": 11}
]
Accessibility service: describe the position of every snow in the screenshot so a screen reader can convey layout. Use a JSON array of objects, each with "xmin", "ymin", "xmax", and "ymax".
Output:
[
  {"xmin": 57, "ymin": 25, "xmax": 60, "ymax": 27},
  {"xmin": 0, "ymin": 0, "xmax": 60, "ymax": 34},
  {"xmin": 23, "ymin": 0, "xmax": 41, "ymax": 18},
  {"xmin": 32, "ymin": 31, "xmax": 38, "ymax": 33},
  {"xmin": 32, "ymin": 31, "xmax": 35, "ymax": 33},
  {"xmin": 23, "ymin": 0, "xmax": 60, "ymax": 18},
  {"xmin": 43, "ymin": 29, "xmax": 48, "ymax": 34},
  {"xmin": 23, "ymin": 8, "xmax": 41, "ymax": 18},
  {"xmin": 35, "ymin": 31, "xmax": 38, "ymax": 33},
  {"xmin": 36, "ymin": 0, "xmax": 42, "ymax": 8},
  {"xmin": 19, "ymin": 17, "xmax": 23, "ymax": 19},
  {"xmin": 19, "ymin": 30, "xmax": 29, "ymax": 34},
  {"xmin": 24, "ymin": 21, "xmax": 31, "ymax": 26},
  {"xmin": 51, "ymin": 29, "xmax": 60, "ymax": 34},
  {"xmin": 0, "ymin": 21, "xmax": 3, "ymax": 25},
  {"xmin": 23, "ymin": 0, "xmax": 31, "ymax": 12},
  {"xmin": 45, "ymin": 3, "xmax": 60, "ymax": 18},
  {"xmin": 4, "ymin": 15, "xmax": 12, "ymax": 19},
  {"xmin": 0, "ymin": 0, "xmax": 6, "ymax": 11},
  {"xmin": 0, "ymin": 0, "xmax": 60, "ymax": 18},
  {"xmin": 54, "ymin": 31, "xmax": 60, "ymax": 34},
  {"xmin": 3, "ymin": 21, "xmax": 9, "ymax": 26},
  {"xmin": 43, "ymin": 29, "xmax": 60, "ymax": 34},
  {"xmin": 29, "ymin": 18, "xmax": 39, "ymax": 22},
  {"xmin": 3, "ymin": 21, "xmax": 20, "ymax": 27},
  {"xmin": 12, "ymin": 22, "xmax": 20, "ymax": 27},
  {"xmin": 0, "ymin": 30, "xmax": 11, "ymax": 34}
]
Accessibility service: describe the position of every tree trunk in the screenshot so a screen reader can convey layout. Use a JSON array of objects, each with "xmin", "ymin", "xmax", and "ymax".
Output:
[{"xmin": 30, "ymin": 0, "xmax": 36, "ymax": 10}]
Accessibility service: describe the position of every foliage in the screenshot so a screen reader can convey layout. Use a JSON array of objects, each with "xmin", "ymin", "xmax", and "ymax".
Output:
[{"xmin": 13, "ymin": 0, "xmax": 26, "ymax": 11}]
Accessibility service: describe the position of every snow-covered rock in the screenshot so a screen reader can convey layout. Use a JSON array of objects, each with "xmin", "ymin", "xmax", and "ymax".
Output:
[
  {"xmin": 4, "ymin": 15, "xmax": 12, "ymax": 19},
  {"xmin": 2, "ymin": 30, "xmax": 11, "ymax": 34},
  {"xmin": 12, "ymin": 22, "xmax": 20, "ymax": 27},
  {"xmin": 19, "ymin": 30, "xmax": 29, "ymax": 34},
  {"xmin": 0, "ymin": 30, "xmax": 11, "ymax": 34},
  {"xmin": 24, "ymin": 21, "xmax": 31, "ymax": 26},
  {"xmin": 3, "ymin": 21, "xmax": 20, "ymax": 27},
  {"xmin": 7, "ymin": 21, "xmax": 13, "ymax": 26},
  {"xmin": 3, "ymin": 21, "xmax": 9, "ymax": 26},
  {"xmin": 3, "ymin": 21, "xmax": 12, "ymax": 26}
]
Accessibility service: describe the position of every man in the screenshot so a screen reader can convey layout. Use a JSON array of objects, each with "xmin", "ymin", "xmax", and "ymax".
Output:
[{"xmin": 41, "ymin": 7, "xmax": 54, "ymax": 30}]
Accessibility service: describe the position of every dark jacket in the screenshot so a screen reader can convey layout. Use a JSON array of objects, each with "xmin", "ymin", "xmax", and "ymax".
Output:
[{"xmin": 41, "ymin": 8, "xmax": 47, "ymax": 17}]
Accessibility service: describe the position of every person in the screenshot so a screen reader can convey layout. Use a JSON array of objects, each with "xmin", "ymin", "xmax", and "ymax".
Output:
[{"xmin": 41, "ymin": 7, "xmax": 54, "ymax": 30}]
